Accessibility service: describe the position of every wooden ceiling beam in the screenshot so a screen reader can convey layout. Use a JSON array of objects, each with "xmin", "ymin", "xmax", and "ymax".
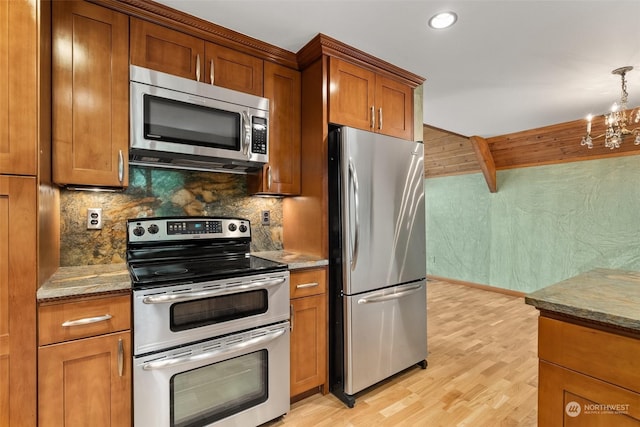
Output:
[{"xmin": 469, "ymin": 136, "xmax": 497, "ymax": 193}]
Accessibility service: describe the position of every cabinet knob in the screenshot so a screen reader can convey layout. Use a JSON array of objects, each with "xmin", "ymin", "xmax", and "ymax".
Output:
[
  {"xmin": 210, "ymin": 59, "xmax": 214, "ymax": 85},
  {"xmin": 378, "ymin": 107, "xmax": 383, "ymax": 130}
]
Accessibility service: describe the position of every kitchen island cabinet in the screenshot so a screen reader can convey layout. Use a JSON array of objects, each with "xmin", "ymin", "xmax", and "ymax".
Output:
[
  {"xmin": 38, "ymin": 293, "xmax": 131, "ymax": 427},
  {"xmin": 249, "ymin": 62, "xmax": 301, "ymax": 195},
  {"xmin": 526, "ymin": 269, "xmax": 640, "ymax": 426},
  {"xmin": 52, "ymin": 1, "xmax": 129, "ymax": 188}
]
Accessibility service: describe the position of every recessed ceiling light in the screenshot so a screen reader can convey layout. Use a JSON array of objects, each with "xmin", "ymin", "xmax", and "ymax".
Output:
[{"xmin": 428, "ymin": 11, "xmax": 457, "ymax": 29}]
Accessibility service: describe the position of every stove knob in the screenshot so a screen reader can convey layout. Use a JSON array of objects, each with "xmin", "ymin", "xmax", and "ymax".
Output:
[
  {"xmin": 239, "ymin": 224, "xmax": 248, "ymax": 233},
  {"xmin": 228, "ymin": 223, "xmax": 237, "ymax": 232},
  {"xmin": 148, "ymin": 224, "xmax": 159, "ymax": 234},
  {"xmin": 133, "ymin": 226, "xmax": 145, "ymax": 237}
]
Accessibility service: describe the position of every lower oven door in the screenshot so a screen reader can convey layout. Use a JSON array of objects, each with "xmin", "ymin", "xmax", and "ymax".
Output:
[
  {"xmin": 134, "ymin": 321, "xmax": 290, "ymax": 427},
  {"xmin": 133, "ymin": 271, "xmax": 289, "ymax": 355}
]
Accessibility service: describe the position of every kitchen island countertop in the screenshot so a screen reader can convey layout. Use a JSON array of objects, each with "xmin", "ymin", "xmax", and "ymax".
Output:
[
  {"xmin": 37, "ymin": 264, "xmax": 130, "ymax": 301},
  {"xmin": 252, "ymin": 250, "xmax": 328, "ymax": 270},
  {"xmin": 525, "ymin": 268, "xmax": 640, "ymax": 333}
]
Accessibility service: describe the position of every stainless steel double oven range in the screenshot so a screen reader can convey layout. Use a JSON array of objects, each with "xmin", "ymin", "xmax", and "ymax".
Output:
[{"xmin": 127, "ymin": 216, "xmax": 290, "ymax": 427}]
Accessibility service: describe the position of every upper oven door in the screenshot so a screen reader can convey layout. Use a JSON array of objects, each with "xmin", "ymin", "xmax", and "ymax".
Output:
[
  {"xmin": 132, "ymin": 271, "xmax": 290, "ymax": 356},
  {"xmin": 130, "ymin": 77, "xmax": 269, "ymax": 165}
]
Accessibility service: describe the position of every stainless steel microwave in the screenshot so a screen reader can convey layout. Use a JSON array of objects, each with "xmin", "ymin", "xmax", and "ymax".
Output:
[{"xmin": 129, "ymin": 65, "xmax": 269, "ymax": 174}]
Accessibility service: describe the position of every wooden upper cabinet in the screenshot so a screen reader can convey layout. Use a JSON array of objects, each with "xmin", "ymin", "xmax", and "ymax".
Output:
[
  {"xmin": 205, "ymin": 42, "xmax": 264, "ymax": 96},
  {"xmin": 130, "ymin": 18, "xmax": 204, "ymax": 81},
  {"xmin": 375, "ymin": 74, "xmax": 413, "ymax": 140},
  {"xmin": 249, "ymin": 62, "xmax": 301, "ymax": 195},
  {"xmin": 329, "ymin": 57, "xmax": 413, "ymax": 140},
  {"xmin": 329, "ymin": 58, "xmax": 376, "ymax": 132},
  {"xmin": 52, "ymin": 1, "xmax": 129, "ymax": 187},
  {"xmin": 0, "ymin": 0, "xmax": 38, "ymax": 176}
]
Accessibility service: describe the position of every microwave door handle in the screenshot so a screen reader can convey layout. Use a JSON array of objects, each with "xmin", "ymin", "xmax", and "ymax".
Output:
[
  {"xmin": 141, "ymin": 328, "xmax": 286, "ymax": 371},
  {"xmin": 141, "ymin": 277, "xmax": 286, "ymax": 304},
  {"xmin": 241, "ymin": 110, "xmax": 251, "ymax": 158}
]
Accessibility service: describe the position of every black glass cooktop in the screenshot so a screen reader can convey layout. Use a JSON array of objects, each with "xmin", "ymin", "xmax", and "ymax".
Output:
[{"xmin": 128, "ymin": 254, "xmax": 286, "ymax": 287}]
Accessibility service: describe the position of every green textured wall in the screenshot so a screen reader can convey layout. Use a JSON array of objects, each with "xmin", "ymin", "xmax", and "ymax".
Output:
[{"xmin": 425, "ymin": 155, "xmax": 640, "ymax": 293}]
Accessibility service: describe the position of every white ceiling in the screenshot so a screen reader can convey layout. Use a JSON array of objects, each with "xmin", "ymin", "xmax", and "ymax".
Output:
[{"xmin": 155, "ymin": 0, "xmax": 640, "ymax": 138}]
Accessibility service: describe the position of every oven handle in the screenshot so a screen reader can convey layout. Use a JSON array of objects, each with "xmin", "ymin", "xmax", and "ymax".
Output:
[
  {"xmin": 141, "ymin": 328, "xmax": 286, "ymax": 371},
  {"xmin": 141, "ymin": 277, "xmax": 286, "ymax": 304}
]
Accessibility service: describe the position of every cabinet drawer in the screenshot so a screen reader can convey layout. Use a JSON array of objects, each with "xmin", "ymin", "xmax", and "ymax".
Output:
[
  {"xmin": 290, "ymin": 268, "xmax": 327, "ymax": 299},
  {"xmin": 538, "ymin": 316, "xmax": 640, "ymax": 393},
  {"xmin": 39, "ymin": 294, "xmax": 131, "ymax": 346}
]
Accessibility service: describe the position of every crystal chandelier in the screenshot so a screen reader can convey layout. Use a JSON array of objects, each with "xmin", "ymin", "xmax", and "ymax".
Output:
[{"xmin": 580, "ymin": 66, "xmax": 640, "ymax": 149}]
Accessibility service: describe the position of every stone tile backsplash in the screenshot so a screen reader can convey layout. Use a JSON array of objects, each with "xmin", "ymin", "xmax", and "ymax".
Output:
[{"xmin": 60, "ymin": 167, "xmax": 283, "ymax": 266}]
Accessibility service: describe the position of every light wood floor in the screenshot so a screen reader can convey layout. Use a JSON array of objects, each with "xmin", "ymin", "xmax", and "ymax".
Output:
[{"xmin": 266, "ymin": 279, "xmax": 540, "ymax": 426}]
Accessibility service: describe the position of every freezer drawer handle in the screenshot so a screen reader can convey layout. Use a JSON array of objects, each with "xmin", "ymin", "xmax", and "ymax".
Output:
[
  {"xmin": 141, "ymin": 328, "xmax": 286, "ymax": 371},
  {"xmin": 142, "ymin": 277, "xmax": 286, "ymax": 304},
  {"xmin": 357, "ymin": 283, "xmax": 422, "ymax": 304}
]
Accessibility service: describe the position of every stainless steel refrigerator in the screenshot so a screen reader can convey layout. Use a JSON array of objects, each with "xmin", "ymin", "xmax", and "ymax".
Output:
[{"xmin": 328, "ymin": 126, "xmax": 427, "ymax": 408}]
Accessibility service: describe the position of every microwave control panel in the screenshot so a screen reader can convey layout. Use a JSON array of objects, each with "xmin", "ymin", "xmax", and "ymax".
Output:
[{"xmin": 251, "ymin": 116, "xmax": 268, "ymax": 154}]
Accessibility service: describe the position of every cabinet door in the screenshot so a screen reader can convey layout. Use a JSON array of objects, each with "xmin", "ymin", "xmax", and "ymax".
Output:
[
  {"xmin": 204, "ymin": 42, "xmax": 264, "ymax": 96},
  {"xmin": 329, "ymin": 57, "xmax": 376, "ymax": 132},
  {"xmin": 0, "ymin": 0, "xmax": 38, "ymax": 175},
  {"xmin": 39, "ymin": 332, "xmax": 131, "ymax": 427},
  {"xmin": 375, "ymin": 75, "xmax": 413, "ymax": 140},
  {"xmin": 539, "ymin": 360, "xmax": 640, "ymax": 426},
  {"xmin": 52, "ymin": 1, "xmax": 129, "ymax": 187},
  {"xmin": 249, "ymin": 63, "xmax": 301, "ymax": 195},
  {"xmin": 130, "ymin": 18, "xmax": 204, "ymax": 81},
  {"xmin": 290, "ymin": 293, "xmax": 327, "ymax": 397},
  {"xmin": 0, "ymin": 176, "xmax": 37, "ymax": 427}
]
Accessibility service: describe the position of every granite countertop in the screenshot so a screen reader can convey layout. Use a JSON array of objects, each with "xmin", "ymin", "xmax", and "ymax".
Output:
[
  {"xmin": 37, "ymin": 264, "xmax": 131, "ymax": 301},
  {"xmin": 525, "ymin": 268, "xmax": 640, "ymax": 332},
  {"xmin": 38, "ymin": 251, "xmax": 328, "ymax": 300},
  {"xmin": 252, "ymin": 250, "xmax": 328, "ymax": 270}
]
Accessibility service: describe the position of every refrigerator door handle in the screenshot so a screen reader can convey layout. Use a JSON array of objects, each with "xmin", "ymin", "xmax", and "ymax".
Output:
[
  {"xmin": 348, "ymin": 159, "xmax": 360, "ymax": 270},
  {"xmin": 357, "ymin": 283, "xmax": 423, "ymax": 304}
]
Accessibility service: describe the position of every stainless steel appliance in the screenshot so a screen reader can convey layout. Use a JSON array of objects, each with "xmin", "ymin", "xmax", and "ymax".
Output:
[
  {"xmin": 127, "ymin": 217, "xmax": 290, "ymax": 427},
  {"xmin": 328, "ymin": 126, "xmax": 427, "ymax": 408},
  {"xmin": 130, "ymin": 65, "xmax": 269, "ymax": 174}
]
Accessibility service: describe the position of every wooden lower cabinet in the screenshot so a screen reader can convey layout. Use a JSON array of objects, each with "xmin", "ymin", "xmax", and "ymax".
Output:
[
  {"xmin": 537, "ymin": 316, "xmax": 640, "ymax": 426},
  {"xmin": 0, "ymin": 176, "xmax": 37, "ymax": 426},
  {"xmin": 289, "ymin": 267, "xmax": 328, "ymax": 398},
  {"xmin": 539, "ymin": 361, "xmax": 640, "ymax": 426},
  {"xmin": 38, "ymin": 294, "xmax": 132, "ymax": 427},
  {"xmin": 38, "ymin": 332, "xmax": 131, "ymax": 427}
]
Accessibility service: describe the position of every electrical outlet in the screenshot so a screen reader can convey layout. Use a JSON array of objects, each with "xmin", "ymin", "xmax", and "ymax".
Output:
[
  {"xmin": 87, "ymin": 208, "xmax": 102, "ymax": 229},
  {"xmin": 261, "ymin": 210, "xmax": 270, "ymax": 226}
]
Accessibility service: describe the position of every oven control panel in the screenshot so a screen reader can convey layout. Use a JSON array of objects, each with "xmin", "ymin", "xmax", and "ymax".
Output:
[{"xmin": 127, "ymin": 217, "xmax": 251, "ymax": 243}]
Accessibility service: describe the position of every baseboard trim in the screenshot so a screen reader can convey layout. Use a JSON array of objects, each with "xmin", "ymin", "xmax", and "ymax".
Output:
[{"xmin": 427, "ymin": 275, "xmax": 526, "ymax": 298}]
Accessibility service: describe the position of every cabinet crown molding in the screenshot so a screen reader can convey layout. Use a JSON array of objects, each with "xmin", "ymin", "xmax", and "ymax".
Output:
[
  {"xmin": 91, "ymin": 0, "xmax": 299, "ymax": 69},
  {"xmin": 297, "ymin": 33, "xmax": 425, "ymax": 88}
]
